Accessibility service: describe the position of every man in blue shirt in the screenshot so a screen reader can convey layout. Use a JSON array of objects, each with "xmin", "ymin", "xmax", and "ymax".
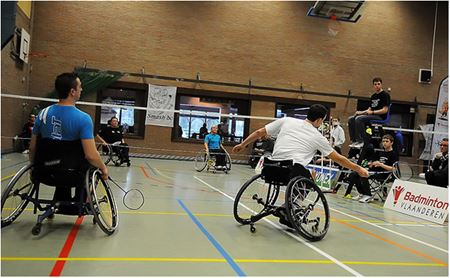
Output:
[
  {"xmin": 30, "ymin": 73, "xmax": 108, "ymax": 203},
  {"xmin": 204, "ymin": 125, "xmax": 226, "ymax": 168}
]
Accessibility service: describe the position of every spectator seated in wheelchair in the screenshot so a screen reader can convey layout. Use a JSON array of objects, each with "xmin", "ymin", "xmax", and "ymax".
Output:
[
  {"xmin": 96, "ymin": 116, "xmax": 131, "ymax": 166},
  {"xmin": 204, "ymin": 125, "xmax": 227, "ymax": 170},
  {"xmin": 343, "ymin": 134, "xmax": 398, "ymax": 203}
]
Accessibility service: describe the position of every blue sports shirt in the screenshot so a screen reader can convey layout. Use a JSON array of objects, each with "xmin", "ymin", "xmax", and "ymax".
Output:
[
  {"xmin": 32, "ymin": 105, "xmax": 94, "ymax": 140},
  {"xmin": 204, "ymin": 133, "xmax": 221, "ymax": 149}
]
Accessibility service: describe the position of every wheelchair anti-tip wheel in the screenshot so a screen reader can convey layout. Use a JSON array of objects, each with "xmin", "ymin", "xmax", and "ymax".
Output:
[
  {"xmin": 233, "ymin": 174, "xmax": 281, "ymax": 225},
  {"xmin": 86, "ymin": 169, "xmax": 118, "ymax": 235},
  {"xmin": 285, "ymin": 177, "xmax": 330, "ymax": 241},
  {"xmin": 1, "ymin": 164, "xmax": 35, "ymax": 228},
  {"xmin": 194, "ymin": 150, "xmax": 210, "ymax": 172}
]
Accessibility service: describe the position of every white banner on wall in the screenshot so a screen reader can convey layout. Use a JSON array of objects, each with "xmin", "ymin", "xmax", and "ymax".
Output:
[
  {"xmin": 145, "ymin": 84, "xmax": 177, "ymax": 127},
  {"xmin": 431, "ymin": 77, "xmax": 449, "ymax": 156},
  {"xmin": 384, "ymin": 179, "xmax": 448, "ymax": 224}
]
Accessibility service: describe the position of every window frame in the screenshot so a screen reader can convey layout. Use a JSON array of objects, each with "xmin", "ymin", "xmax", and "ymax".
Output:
[{"xmin": 95, "ymin": 82, "xmax": 147, "ymax": 139}]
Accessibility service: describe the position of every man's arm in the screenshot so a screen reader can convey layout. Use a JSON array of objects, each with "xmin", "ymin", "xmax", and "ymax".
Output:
[
  {"xmin": 367, "ymin": 105, "xmax": 388, "ymax": 116},
  {"xmin": 232, "ymin": 127, "xmax": 267, "ymax": 153},
  {"xmin": 370, "ymin": 161, "xmax": 393, "ymax": 171},
  {"xmin": 95, "ymin": 134, "xmax": 107, "ymax": 145},
  {"xmin": 328, "ymin": 151, "xmax": 369, "ymax": 177},
  {"xmin": 29, "ymin": 135, "xmax": 37, "ymax": 163},
  {"xmin": 81, "ymin": 138, "xmax": 109, "ymax": 180}
]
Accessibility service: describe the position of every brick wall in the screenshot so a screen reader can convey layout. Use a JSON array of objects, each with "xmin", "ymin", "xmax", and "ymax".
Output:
[
  {"xmin": 2, "ymin": 1, "xmax": 448, "ymax": 164},
  {"xmin": 1, "ymin": 4, "xmax": 34, "ymax": 152}
]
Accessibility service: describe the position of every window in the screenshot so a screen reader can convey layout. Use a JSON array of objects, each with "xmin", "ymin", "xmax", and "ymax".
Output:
[
  {"xmin": 174, "ymin": 94, "xmax": 250, "ymax": 144},
  {"xmin": 96, "ymin": 86, "xmax": 147, "ymax": 138}
]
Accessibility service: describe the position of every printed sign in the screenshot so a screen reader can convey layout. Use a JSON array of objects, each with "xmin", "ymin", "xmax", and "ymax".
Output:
[
  {"xmin": 145, "ymin": 84, "xmax": 177, "ymax": 127},
  {"xmin": 306, "ymin": 165, "xmax": 341, "ymax": 190},
  {"xmin": 384, "ymin": 179, "xmax": 448, "ymax": 224}
]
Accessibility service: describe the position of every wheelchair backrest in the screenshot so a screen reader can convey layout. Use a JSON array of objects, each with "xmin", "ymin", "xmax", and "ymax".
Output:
[
  {"xmin": 33, "ymin": 137, "xmax": 89, "ymax": 187},
  {"xmin": 260, "ymin": 157, "xmax": 293, "ymax": 185}
]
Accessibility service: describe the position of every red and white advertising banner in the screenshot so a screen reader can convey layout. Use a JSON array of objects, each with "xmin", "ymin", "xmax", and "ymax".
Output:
[{"xmin": 384, "ymin": 179, "xmax": 448, "ymax": 224}]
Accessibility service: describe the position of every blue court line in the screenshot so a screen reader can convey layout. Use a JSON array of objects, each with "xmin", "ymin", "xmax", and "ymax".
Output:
[
  {"xmin": 331, "ymin": 201, "xmax": 446, "ymax": 243},
  {"xmin": 177, "ymin": 199, "xmax": 246, "ymax": 276},
  {"xmin": 144, "ymin": 162, "xmax": 158, "ymax": 176}
]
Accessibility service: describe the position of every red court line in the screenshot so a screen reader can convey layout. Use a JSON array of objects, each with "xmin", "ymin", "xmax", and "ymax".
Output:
[
  {"xmin": 139, "ymin": 165, "xmax": 173, "ymax": 186},
  {"xmin": 49, "ymin": 216, "xmax": 84, "ymax": 276}
]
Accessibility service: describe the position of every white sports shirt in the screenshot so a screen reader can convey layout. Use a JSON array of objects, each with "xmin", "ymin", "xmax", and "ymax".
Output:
[{"xmin": 265, "ymin": 117, "xmax": 334, "ymax": 166}]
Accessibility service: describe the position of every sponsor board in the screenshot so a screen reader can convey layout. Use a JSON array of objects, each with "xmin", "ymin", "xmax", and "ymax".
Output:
[
  {"xmin": 384, "ymin": 179, "xmax": 448, "ymax": 224},
  {"xmin": 305, "ymin": 165, "xmax": 341, "ymax": 190}
]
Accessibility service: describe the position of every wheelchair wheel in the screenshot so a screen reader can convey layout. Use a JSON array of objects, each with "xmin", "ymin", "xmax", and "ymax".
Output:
[
  {"xmin": 233, "ymin": 174, "xmax": 280, "ymax": 225},
  {"xmin": 285, "ymin": 177, "xmax": 330, "ymax": 242},
  {"xmin": 1, "ymin": 164, "xmax": 35, "ymax": 228},
  {"xmin": 194, "ymin": 150, "xmax": 208, "ymax": 172},
  {"xmin": 97, "ymin": 144, "xmax": 112, "ymax": 165},
  {"xmin": 86, "ymin": 169, "xmax": 118, "ymax": 235},
  {"xmin": 224, "ymin": 151, "xmax": 232, "ymax": 172}
]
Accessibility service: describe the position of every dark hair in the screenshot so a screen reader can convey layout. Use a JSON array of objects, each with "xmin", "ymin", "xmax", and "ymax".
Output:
[
  {"xmin": 54, "ymin": 73, "xmax": 79, "ymax": 99},
  {"xmin": 307, "ymin": 104, "xmax": 328, "ymax": 122},
  {"xmin": 442, "ymin": 138, "xmax": 448, "ymax": 142},
  {"xmin": 110, "ymin": 116, "xmax": 118, "ymax": 121},
  {"xmin": 372, "ymin": 77, "xmax": 383, "ymax": 84},
  {"xmin": 382, "ymin": 134, "xmax": 394, "ymax": 142}
]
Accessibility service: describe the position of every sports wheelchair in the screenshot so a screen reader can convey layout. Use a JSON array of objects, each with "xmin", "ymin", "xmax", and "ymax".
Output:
[
  {"xmin": 1, "ymin": 138, "xmax": 118, "ymax": 236},
  {"xmin": 233, "ymin": 158, "xmax": 330, "ymax": 241},
  {"xmin": 98, "ymin": 142, "xmax": 131, "ymax": 167},
  {"xmin": 194, "ymin": 149, "xmax": 232, "ymax": 173}
]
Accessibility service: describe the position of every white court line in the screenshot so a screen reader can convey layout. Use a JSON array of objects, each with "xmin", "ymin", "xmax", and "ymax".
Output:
[
  {"xmin": 328, "ymin": 208, "xmax": 448, "ymax": 254},
  {"xmin": 194, "ymin": 176, "xmax": 363, "ymax": 277},
  {"xmin": 395, "ymin": 224, "xmax": 426, "ymax": 227},
  {"xmin": 427, "ymin": 224, "xmax": 448, "ymax": 228}
]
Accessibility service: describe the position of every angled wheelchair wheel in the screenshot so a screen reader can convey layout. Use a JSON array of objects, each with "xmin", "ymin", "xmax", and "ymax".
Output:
[
  {"xmin": 233, "ymin": 174, "xmax": 280, "ymax": 225},
  {"xmin": 224, "ymin": 151, "xmax": 232, "ymax": 172},
  {"xmin": 285, "ymin": 177, "xmax": 330, "ymax": 242},
  {"xmin": 86, "ymin": 169, "xmax": 118, "ymax": 235},
  {"xmin": 97, "ymin": 144, "xmax": 112, "ymax": 165},
  {"xmin": 1, "ymin": 164, "xmax": 35, "ymax": 228},
  {"xmin": 194, "ymin": 150, "xmax": 209, "ymax": 172}
]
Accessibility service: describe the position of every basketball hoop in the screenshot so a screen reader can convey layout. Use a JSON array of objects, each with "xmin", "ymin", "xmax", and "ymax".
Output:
[{"xmin": 327, "ymin": 15, "xmax": 341, "ymax": 37}]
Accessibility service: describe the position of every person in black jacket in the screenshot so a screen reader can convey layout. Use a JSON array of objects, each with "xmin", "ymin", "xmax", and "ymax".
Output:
[{"xmin": 425, "ymin": 138, "xmax": 448, "ymax": 188}]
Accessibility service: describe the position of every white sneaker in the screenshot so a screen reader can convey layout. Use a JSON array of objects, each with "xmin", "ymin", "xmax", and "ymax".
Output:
[
  {"xmin": 359, "ymin": 195, "xmax": 373, "ymax": 203},
  {"xmin": 22, "ymin": 149, "xmax": 29, "ymax": 154},
  {"xmin": 353, "ymin": 142, "xmax": 364, "ymax": 148},
  {"xmin": 352, "ymin": 194, "xmax": 362, "ymax": 201}
]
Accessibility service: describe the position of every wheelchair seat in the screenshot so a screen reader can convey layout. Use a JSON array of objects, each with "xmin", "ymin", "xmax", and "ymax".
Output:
[
  {"xmin": 261, "ymin": 157, "xmax": 293, "ymax": 185},
  {"xmin": 1, "ymin": 137, "xmax": 118, "ymax": 236},
  {"xmin": 32, "ymin": 137, "xmax": 89, "ymax": 188}
]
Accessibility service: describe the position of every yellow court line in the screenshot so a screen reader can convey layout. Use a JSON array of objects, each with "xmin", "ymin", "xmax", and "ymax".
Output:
[
  {"xmin": 0, "ymin": 257, "xmax": 446, "ymax": 267},
  {"xmin": 1, "ymin": 174, "xmax": 15, "ymax": 181},
  {"xmin": 9, "ymin": 208, "xmax": 445, "ymax": 225}
]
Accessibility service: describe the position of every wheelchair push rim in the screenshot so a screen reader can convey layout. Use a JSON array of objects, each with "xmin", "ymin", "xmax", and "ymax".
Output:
[
  {"xmin": 285, "ymin": 177, "xmax": 330, "ymax": 242},
  {"xmin": 86, "ymin": 169, "xmax": 119, "ymax": 235},
  {"xmin": 194, "ymin": 150, "xmax": 209, "ymax": 172},
  {"xmin": 233, "ymin": 174, "xmax": 280, "ymax": 225},
  {"xmin": 1, "ymin": 164, "xmax": 34, "ymax": 227},
  {"xmin": 97, "ymin": 144, "xmax": 112, "ymax": 165}
]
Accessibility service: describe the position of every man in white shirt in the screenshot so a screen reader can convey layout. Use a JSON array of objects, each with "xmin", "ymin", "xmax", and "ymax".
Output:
[
  {"xmin": 330, "ymin": 117, "xmax": 346, "ymax": 154},
  {"xmin": 233, "ymin": 104, "xmax": 369, "ymax": 227}
]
